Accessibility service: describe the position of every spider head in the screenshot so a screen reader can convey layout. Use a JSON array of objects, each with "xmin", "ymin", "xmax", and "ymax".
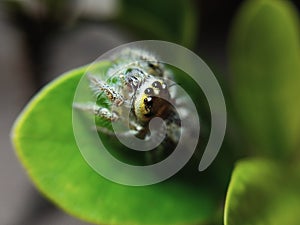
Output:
[{"xmin": 134, "ymin": 78, "xmax": 172, "ymax": 123}]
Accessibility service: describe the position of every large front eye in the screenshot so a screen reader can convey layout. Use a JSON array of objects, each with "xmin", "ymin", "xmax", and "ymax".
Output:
[
  {"xmin": 143, "ymin": 97, "xmax": 153, "ymax": 114},
  {"xmin": 148, "ymin": 62, "xmax": 155, "ymax": 68},
  {"xmin": 144, "ymin": 88, "xmax": 154, "ymax": 95},
  {"xmin": 144, "ymin": 97, "xmax": 153, "ymax": 106}
]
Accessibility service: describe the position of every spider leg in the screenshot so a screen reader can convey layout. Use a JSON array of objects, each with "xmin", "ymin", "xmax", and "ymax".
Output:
[
  {"xmin": 88, "ymin": 74, "xmax": 124, "ymax": 106},
  {"xmin": 74, "ymin": 103, "xmax": 141, "ymax": 138},
  {"xmin": 73, "ymin": 102, "xmax": 119, "ymax": 121}
]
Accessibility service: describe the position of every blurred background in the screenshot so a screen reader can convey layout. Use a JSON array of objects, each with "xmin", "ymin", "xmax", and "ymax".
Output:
[{"xmin": 0, "ymin": 0, "xmax": 299, "ymax": 224}]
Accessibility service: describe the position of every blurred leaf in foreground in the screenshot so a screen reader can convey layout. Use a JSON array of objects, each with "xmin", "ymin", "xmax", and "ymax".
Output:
[
  {"xmin": 224, "ymin": 158, "xmax": 300, "ymax": 225},
  {"xmin": 229, "ymin": 0, "xmax": 300, "ymax": 157}
]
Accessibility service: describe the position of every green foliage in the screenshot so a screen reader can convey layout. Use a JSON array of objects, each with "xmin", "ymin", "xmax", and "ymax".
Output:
[
  {"xmin": 224, "ymin": 158, "xmax": 300, "ymax": 225},
  {"xmin": 225, "ymin": 0, "xmax": 300, "ymax": 224},
  {"xmin": 12, "ymin": 63, "xmax": 221, "ymax": 225},
  {"xmin": 229, "ymin": 0, "xmax": 300, "ymax": 157},
  {"xmin": 10, "ymin": 0, "xmax": 300, "ymax": 224}
]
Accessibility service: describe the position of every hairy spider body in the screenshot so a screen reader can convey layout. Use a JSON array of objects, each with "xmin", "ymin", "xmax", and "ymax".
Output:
[{"xmin": 74, "ymin": 49, "xmax": 186, "ymax": 157}]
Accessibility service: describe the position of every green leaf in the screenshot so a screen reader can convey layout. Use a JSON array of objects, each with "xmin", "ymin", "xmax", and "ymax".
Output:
[
  {"xmin": 229, "ymin": 0, "xmax": 300, "ymax": 157},
  {"xmin": 224, "ymin": 158, "xmax": 300, "ymax": 225},
  {"xmin": 12, "ymin": 62, "xmax": 219, "ymax": 225},
  {"xmin": 118, "ymin": 0, "xmax": 197, "ymax": 48}
]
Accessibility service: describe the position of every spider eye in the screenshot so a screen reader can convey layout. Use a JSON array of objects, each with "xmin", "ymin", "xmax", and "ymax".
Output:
[
  {"xmin": 148, "ymin": 62, "xmax": 155, "ymax": 68},
  {"xmin": 152, "ymin": 81, "xmax": 162, "ymax": 90},
  {"xmin": 144, "ymin": 97, "xmax": 152, "ymax": 104},
  {"xmin": 143, "ymin": 97, "xmax": 153, "ymax": 111},
  {"xmin": 153, "ymin": 81, "xmax": 167, "ymax": 90},
  {"xmin": 144, "ymin": 87, "xmax": 154, "ymax": 95}
]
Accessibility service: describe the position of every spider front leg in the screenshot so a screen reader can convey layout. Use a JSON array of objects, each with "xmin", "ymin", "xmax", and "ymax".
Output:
[
  {"xmin": 74, "ymin": 75, "xmax": 127, "ymax": 121},
  {"xmin": 73, "ymin": 102, "xmax": 142, "ymax": 137},
  {"xmin": 73, "ymin": 102, "xmax": 119, "ymax": 121},
  {"xmin": 88, "ymin": 74, "xmax": 124, "ymax": 106}
]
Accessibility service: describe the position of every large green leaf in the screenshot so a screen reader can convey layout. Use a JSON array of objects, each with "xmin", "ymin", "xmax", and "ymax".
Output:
[
  {"xmin": 229, "ymin": 0, "xmax": 300, "ymax": 157},
  {"xmin": 12, "ymin": 62, "xmax": 220, "ymax": 225},
  {"xmin": 224, "ymin": 158, "xmax": 300, "ymax": 225}
]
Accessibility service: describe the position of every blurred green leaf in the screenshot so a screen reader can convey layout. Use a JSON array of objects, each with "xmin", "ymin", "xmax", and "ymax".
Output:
[
  {"xmin": 118, "ymin": 0, "xmax": 197, "ymax": 48},
  {"xmin": 12, "ymin": 62, "xmax": 219, "ymax": 225},
  {"xmin": 224, "ymin": 158, "xmax": 300, "ymax": 225},
  {"xmin": 229, "ymin": 0, "xmax": 300, "ymax": 157}
]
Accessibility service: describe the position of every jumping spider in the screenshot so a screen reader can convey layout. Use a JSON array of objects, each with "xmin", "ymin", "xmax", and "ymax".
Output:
[{"xmin": 74, "ymin": 48, "xmax": 188, "ymax": 159}]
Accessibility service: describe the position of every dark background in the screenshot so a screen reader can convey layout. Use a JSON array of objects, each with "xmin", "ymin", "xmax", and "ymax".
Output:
[{"xmin": 0, "ymin": 0, "xmax": 299, "ymax": 224}]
